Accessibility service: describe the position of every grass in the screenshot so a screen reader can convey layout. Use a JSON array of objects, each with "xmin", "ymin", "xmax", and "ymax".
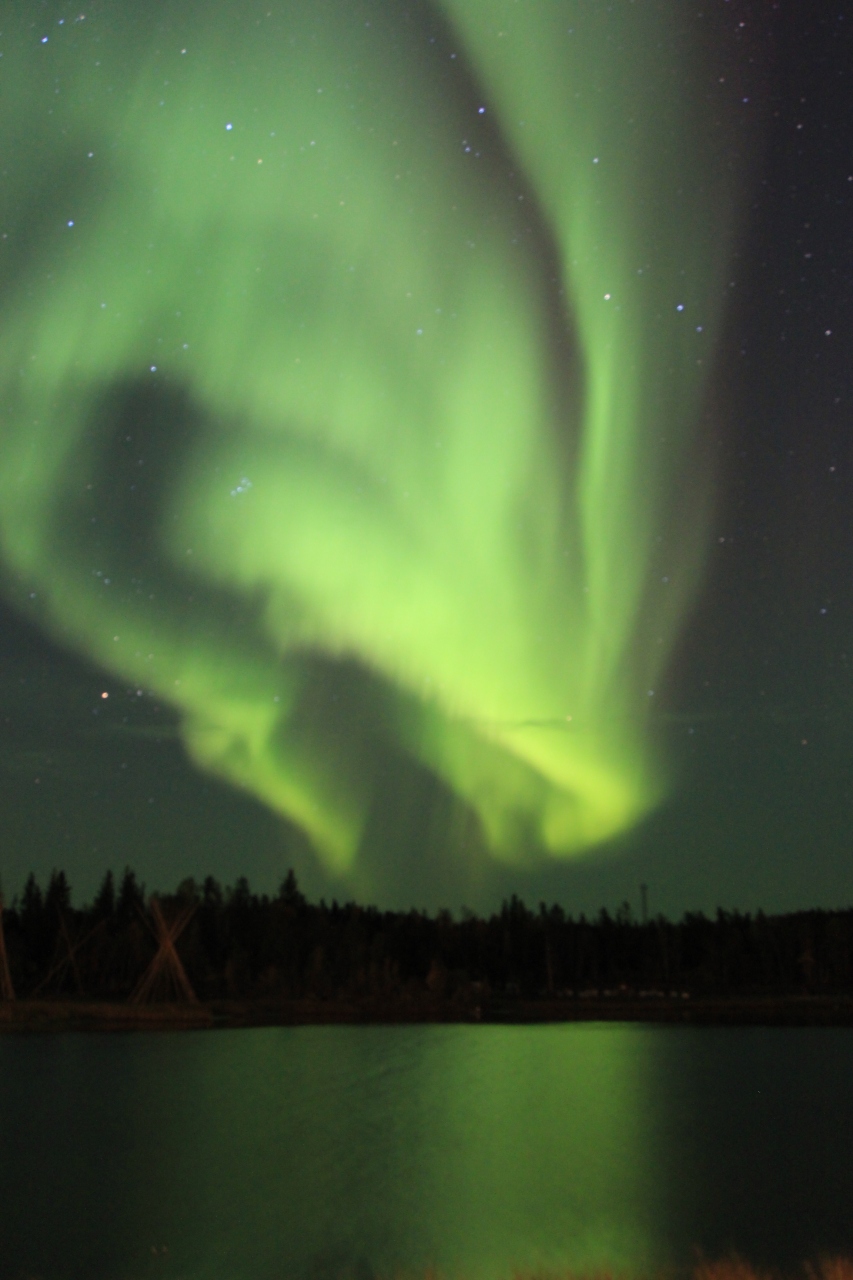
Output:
[{"xmin": 501, "ymin": 1259, "xmax": 853, "ymax": 1280}]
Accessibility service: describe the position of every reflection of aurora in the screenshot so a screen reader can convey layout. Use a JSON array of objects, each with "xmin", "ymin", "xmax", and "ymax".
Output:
[
  {"xmin": 177, "ymin": 1026, "xmax": 662, "ymax": 1277},
  {"xmin": 0, "ymin": 0, "xmax": 737, "ymax": 873}
]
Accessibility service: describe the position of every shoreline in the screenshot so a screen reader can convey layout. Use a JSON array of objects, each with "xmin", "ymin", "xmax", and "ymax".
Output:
[{"xmin": 2, "ymin": 994, "xmax": 853, "ymax": 1031}]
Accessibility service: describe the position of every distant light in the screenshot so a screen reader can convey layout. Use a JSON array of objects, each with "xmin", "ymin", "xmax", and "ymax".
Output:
[{"xmin": 101, "ymin": 691, "xmax": 109, "ymax": 699}]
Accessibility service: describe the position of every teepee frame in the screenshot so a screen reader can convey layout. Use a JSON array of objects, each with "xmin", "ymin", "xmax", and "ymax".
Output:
[
  {"xmin": 0, "ymin": 894, "xmax": 14, "ymax": 1001},
  {"xmin": 32, "ymin": 911, "xmax": 105, "ymax": 997},
  {"xmin": 131, "ymin": 896, "xmax": 198, "ymax": 1004}
]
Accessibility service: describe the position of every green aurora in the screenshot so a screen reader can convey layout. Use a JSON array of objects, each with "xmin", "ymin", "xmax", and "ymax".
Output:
[{"xmin": 0, "ymin": 0, "xmax": 739, "ymax": 876}]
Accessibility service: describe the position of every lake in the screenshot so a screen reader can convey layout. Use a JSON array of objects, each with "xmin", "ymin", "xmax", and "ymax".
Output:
[{"xmin": 0, "ymin": 1024, "xmax": 851, "ymax": 1280}]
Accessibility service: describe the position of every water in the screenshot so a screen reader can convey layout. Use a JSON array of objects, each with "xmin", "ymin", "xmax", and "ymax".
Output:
[{"xmin": 0, "ymin": 1024, "xmax": 851, "ymax": 1280}]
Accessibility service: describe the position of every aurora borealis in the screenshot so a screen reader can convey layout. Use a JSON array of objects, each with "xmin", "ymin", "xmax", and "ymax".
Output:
[
  {"xmin": 4, "ymin": 8, "xmax": 853, "ymax": 1277},
  {"xmin": 0, "ymin": 0, "xmax": 742, "ymax": 882},
  {"xmin": 0, "ymin": 0, "xmax": 849, "ymax": 916}
]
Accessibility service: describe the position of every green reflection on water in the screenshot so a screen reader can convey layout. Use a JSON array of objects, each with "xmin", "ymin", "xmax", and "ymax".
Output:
[
  {"xmin": 154, "ymin": 1025, "xmax": 664, "ymax": 1279},
  {"xmin": 3, "ymin": 1023, "xmax": 853, "ymax": 1278}
]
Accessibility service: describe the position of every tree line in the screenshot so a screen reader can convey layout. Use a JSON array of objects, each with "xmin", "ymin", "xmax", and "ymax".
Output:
[{"xmin": 2, "ymin": 867, "xmax": 852, "ymax": 1002}]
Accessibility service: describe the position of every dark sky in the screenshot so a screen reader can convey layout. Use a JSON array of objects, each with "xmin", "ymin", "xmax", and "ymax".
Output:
[{"xmin": 0, "ymin": 0, "xmax": 851, "ymax": 918}]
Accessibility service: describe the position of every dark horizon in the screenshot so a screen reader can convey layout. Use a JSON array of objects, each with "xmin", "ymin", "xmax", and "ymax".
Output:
[{"xmin": 4, "ymin": 863, "xmax": 853, "ymax": 1008}]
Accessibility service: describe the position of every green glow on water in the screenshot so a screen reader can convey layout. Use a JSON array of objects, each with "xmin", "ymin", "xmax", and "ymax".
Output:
[
  {"xmin": 0, "ymin": 1, "xmax": 735, "ymax": 872},
  {"xmin": 181, "ymin": 1025, "xmax": 664, "ymax": 1278}
]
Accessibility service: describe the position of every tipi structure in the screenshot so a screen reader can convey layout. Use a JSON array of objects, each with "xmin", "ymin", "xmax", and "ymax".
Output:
[
  {"xmin": 0, "ymin": 894, "xmax": 14, "ymax": 1001},
  {"xmin": 131, "ymin": 896, "xmax": 198, "ymax": 1004},
  {"xmin": 33, "ymin": 911, "xmax": 105, "ymax": 997}
]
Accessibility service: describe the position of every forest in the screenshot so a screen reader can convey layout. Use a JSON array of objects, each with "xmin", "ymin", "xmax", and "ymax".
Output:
[{"xmin": 1, "ymin": 867, "xmax": 852, "ymax": 1004}]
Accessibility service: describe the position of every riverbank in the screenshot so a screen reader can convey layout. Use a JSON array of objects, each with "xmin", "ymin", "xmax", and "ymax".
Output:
[{"xmin": 2, "ymin": 992, "xmax": 853, "ymax": 1031}]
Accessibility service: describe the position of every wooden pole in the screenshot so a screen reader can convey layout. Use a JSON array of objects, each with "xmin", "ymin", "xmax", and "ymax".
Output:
[
  {"xmin": 58, "ymin": 909, "xmax": 83, "ymax": 992},
  {"xmin": 0, "ymin": 894, "xmax": 15, "ymax": 1001}
]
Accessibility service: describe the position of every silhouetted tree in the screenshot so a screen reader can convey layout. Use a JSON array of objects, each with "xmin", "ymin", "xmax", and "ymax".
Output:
[
  {"xmin": 92, "ymin": 870, "xmax": 115, "ymax": 921},
  {"xmin": 20, "ymin": 873, "xmax": 42, "ymax": 929},
  {"xmin": 117, "ymin": 868, "xmax": 145, "ymax": 922},
  {"xmin": 279, "ymin": 868, "xmax": 305, "ymax": 910},
  {"xmin": 5, "ymin": 864, "xmax": 853, "ymax": 1004},
  {"xmin": 44, "ymin": 869, "xmax": 72, "ymax": 918}
]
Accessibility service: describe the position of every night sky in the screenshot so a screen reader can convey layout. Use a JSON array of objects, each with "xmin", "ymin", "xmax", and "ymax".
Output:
[{"xmin": 0, "ymin": 0, "xmax": 850, "ymax": 919}]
